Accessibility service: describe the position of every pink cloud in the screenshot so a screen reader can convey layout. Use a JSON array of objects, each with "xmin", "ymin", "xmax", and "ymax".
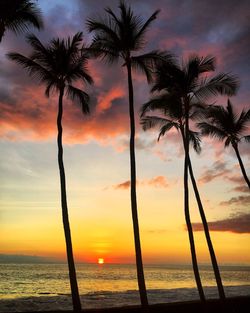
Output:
[
  {"xmin": 113, "ymin": 175, "xmax": 169, "ymax": 190},
  {"xmin": 96, "ymin": 86, "xmax": 125, "ymax": 114},
  {"xmin": 232, "ymin": 185, "xmax": 249, "ymax": 193},
  {"xmin": 0, "ymin": 82, "xmax": 130, "ymax": 144},
  {"xmin": 115, "ymin": 180, "xmax": 131, "ymax": 190},
  {"xmin": 145, "ymin": 175, "xmax": 169, "ymax": 188}
]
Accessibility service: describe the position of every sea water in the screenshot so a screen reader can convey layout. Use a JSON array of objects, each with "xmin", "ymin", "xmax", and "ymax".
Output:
[{"xmin": 0, "ymin": 263, "xmax": 250, "ymax": 311}]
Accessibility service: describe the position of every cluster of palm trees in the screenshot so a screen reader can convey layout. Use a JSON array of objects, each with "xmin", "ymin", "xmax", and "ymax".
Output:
[{"xmin": 1, "ymin": 1, "xmax": 249, "ymax": 312}]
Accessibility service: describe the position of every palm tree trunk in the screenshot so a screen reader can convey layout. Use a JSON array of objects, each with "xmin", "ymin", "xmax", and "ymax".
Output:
[
  {"xmin": 126, "ymin": 59, "xmax": 148, "ymax": 307},
  {"xmin": 183, "ymin": 108, "xmax": 205, "ymax": 302},
  {"xmin": 187, "ymin": 154, "xmax": 225, "ymax": 300},
  {"xmin": 233, "ymin": 144, "xmax": 250, "ymax": 189},
  {"xmin": 0, "ymin": 22, "xmax": 5, "ymax": 42},
  {"xmin": 180, "ymin": 127, "xmax": 225, "ymax": 299},
  {"xmin": 57, "ymin": 87, "xmax": 82, "ymax": 312}
]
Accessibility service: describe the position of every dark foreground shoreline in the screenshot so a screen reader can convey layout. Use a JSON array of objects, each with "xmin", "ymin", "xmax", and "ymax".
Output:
[{"xmin": 2, "ymin": 296, "xmax": 250, "ymax": 313}]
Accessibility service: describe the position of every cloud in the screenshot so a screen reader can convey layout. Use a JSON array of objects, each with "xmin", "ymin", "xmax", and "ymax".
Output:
[
  {"xmin": 192, "ymin": 212, "xmax": 250, "ymax": 234},
  {"xmin": 114, "ymin": 175, "xmax": 169, "ymax": 190},
  {"xmin": 96, "ymin": 86, "xmax": 125, "ymax": 114},
  {"xmin": 198, "ymin": 160, "xmax": 230, "ymax": 184},
  {"xmin": 115, "ymin": 180, "xmax": 131, "ymax": 190},
  {"xmin": 198, "ymin": 159, "xmax": 250, "ymax": 188},
  {"xmin": 220, "ymin": 195, "xmax": 250, "ymax": 207},
  {"xmin": 0, "ymin": 83, "xmax": 130, "ymax": 144},
  {"xmin": 146, "ymin": 175, "xmax": 169, "ymax": 188},
  {"xmin": 145, "ymin": 229, "xmax": 168, "ymax": 235},
  {"xmin": 232, "ymin": 185, "xmax": 250, "ymax": 193},
  {"xmin": 0, "ymin": 0, "xmax": 249, "ymax": 156}
]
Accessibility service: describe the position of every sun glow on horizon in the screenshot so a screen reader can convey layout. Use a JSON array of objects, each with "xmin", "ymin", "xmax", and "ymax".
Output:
[{"xmin": 98, "ymin": 258, "xmax": 104, "ymax": 264}]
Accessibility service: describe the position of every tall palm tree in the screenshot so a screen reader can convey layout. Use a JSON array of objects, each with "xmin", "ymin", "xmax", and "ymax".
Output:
[
  {"xmin": 0, "ymin": 0, "xmax": 43, "ymax": 42},
  {"xmin": 141, "ymin": 55, "xmax": 239, "ymax": 301},
  {"xmin": 198, "ymin": 99, "xmax": 250, "ymax": 188},
  {"xmin": 141, "ymin": 97, "xmax": 225, "ymax": 301},
  {"xmin": 8, "ymin": 32, "xmax": 93, "ymax": 312},
  {"xmin": 86, "ymin": 1, "xmax": 173, "ymax": 306}
]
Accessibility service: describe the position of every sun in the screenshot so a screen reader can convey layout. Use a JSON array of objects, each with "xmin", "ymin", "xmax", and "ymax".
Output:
[{"xmin": 98, "ymin": 258, "xmax": 104, "ymax": 264}]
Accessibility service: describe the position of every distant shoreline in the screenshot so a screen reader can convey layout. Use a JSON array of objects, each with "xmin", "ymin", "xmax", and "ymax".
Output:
[{"xmin": 1, "ymin": 255, "xmax": 250, "ymax": 267}]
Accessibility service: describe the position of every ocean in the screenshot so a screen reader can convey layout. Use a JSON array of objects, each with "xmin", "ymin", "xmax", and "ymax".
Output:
[{"xmin": 0, "ymin": 263, "xmax": 250, "ymax": 311}]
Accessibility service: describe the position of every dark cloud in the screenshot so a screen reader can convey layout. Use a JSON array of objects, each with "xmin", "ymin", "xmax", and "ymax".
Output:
[
  {"xmin": 192, "ymin": 212, "xmax": 250, "ymax": 234},
  {"xmin": 220, "ymin": 195, "xmax": 250, "ymax": 207},
  {"xmin": 199, "ymin": 161, "xmax": 230, "ymax": 184},
  {"xmin": 199, "ymin": 160, "xmax": 250, "ymax": 186},
  {"xmin": 0, "ymin": 0, "xmax": 249, "ymax": 146}
]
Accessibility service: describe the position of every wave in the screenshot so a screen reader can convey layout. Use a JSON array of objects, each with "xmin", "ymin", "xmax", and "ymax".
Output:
[{"xmin": 1, "ymin": 285, "xmax": 250, "ymax": 312}]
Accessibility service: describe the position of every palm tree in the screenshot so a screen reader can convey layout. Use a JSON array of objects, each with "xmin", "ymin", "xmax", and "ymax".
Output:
[
  {"xmin": 0, "ymin": 0, "xmax": 43, "ymax": 42},
  {"xmin": 198, "ymin": 99, "xmax": 250, "ymax": 188},
  {"xmin": 141, "ymin": 97, "xmax": 225, "ymax": 301},
  {"xmin": 141, "ymin": 55, "xmax": 239, "ymax": 301},
  {"xmin": 86, "ymin": 1, "xmax": 173, "ymax": 306},
  {"xmin": 8, "ymin": 32, "xmax": 93, "ymax": 312}
]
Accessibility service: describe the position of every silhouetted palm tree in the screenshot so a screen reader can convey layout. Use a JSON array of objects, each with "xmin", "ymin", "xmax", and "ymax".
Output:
[
  {"xmin": 0, "ymin": 0, "xmax": 43, "ymax": 42},
  {"xmin": 198, "ymin": 99, "xmax": 250, "ymax": 188},
  {"xmin": 86, "ymin": 1, "xmax": 173, "ymax": 306},
  {"xmin": 141, "ymin": 96, "xmax": 225, "ymax": 301},
  {"xmin": 8, "ymin": 32, "xmax": 93, "ymax": 312},
  {"xmin": 141, "ymin": 55, "xmax": 239, "ymax": 301}
]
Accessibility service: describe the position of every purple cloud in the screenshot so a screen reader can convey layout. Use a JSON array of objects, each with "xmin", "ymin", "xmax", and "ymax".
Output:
[{"xmin": 192, "ymin": 212, "xmax": 250, "ymax": 234}]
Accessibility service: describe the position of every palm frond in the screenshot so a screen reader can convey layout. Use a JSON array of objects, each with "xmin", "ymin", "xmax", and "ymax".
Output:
[
  {"xmin": 88, "ymin": 40, "xmax": 120, "ymax": 63},
  {"xmin": 86, "ymin": 18, "xmax": 120, "ymax": 46},
  {"xmin": 45, "ymin": 81, "xmax": 57, "ymax": 98},
  {"xmin": 151, "ymin": 60, "xmax": 184, "ymax": 93},
  {"xmin": 66, "ymin": 61, "xmax": 94, "ymax": 86},
  {"xmin": 189, "ymin": 101, "xmax": 207, "ymax": 120},
  {"xmin": 131, "ymin": 51, "xmax": 172, "ymax": 83},
  {"xmin": 2, "ymin": 0, "xmax": 43, "ymax": 35},
  {"xmin": 158, "ymin": 122, "xmax": 178, "ymax": 141},
  {"xmin": 25, "ymin": 34, "xmax": 54, "ymax": 68},
  {"xmin": 194, "ymin": 73, "xmax": 239, "ymax": 100},
  {"xmin": 197, "ymin": 122, "xmax": 227, "ymax": 141},
  {"xmin": 226, "ymin": 99, "xmax": 239, "ymax": 127},
  {"xmin": 7, "ymin": 52, "xmax": 55, "ymax": 85},
  {"xmin": 134, "ymin": 9, "xmax": 160, "ymax": 47},
  {"xmin": 186, "ymin": 55, "xmax": 215, "ymax": 81},
  {"xmin": 105, "ymin": 6, "xmax": 121, "ymax": 27},
  {"xmin": 224, "ymin": 136, "xmax": 232, "ymax": 147},
  {"xmin": 66, "ymin": 32, "xmax": 84, "ymax": 62},
  {"xmin": 235, "ymin": 106, "xmax": 250, "ymax": 133},
  {"xmin": 189, "ymin": 130, "xmax": 202, "ymax": 154},
  {"xmin": 66, "ymin": 85, "xmax": 90, "ymax": 114},
  {"xmin": 131, "ymin": 54, "xmax": 153, "ymax": 82},
  {"xmin": 140, "ymin": 93, "xmax": 182, "ymax": 119},
  {"xmin": 243, "ymin": 135, "xmax": 250, "ymax": 143},
  {"xmin": 141, "ymin": 116, "xmax": 175, "ymax": 131},
  {"xmin": 141, "ymin": 97, "xmax": 166, "ymax": 117}
]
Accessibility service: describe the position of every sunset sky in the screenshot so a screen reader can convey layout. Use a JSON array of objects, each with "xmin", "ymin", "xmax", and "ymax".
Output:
[{"xmin": 0, "ymin": 0, "xmax": 249, "ymax": 265}]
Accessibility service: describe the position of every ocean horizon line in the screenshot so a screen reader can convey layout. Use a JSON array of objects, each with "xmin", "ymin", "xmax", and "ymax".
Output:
[{"xmin": 0, "ymin": 254, "xmax": 250, "ymax": 267}]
